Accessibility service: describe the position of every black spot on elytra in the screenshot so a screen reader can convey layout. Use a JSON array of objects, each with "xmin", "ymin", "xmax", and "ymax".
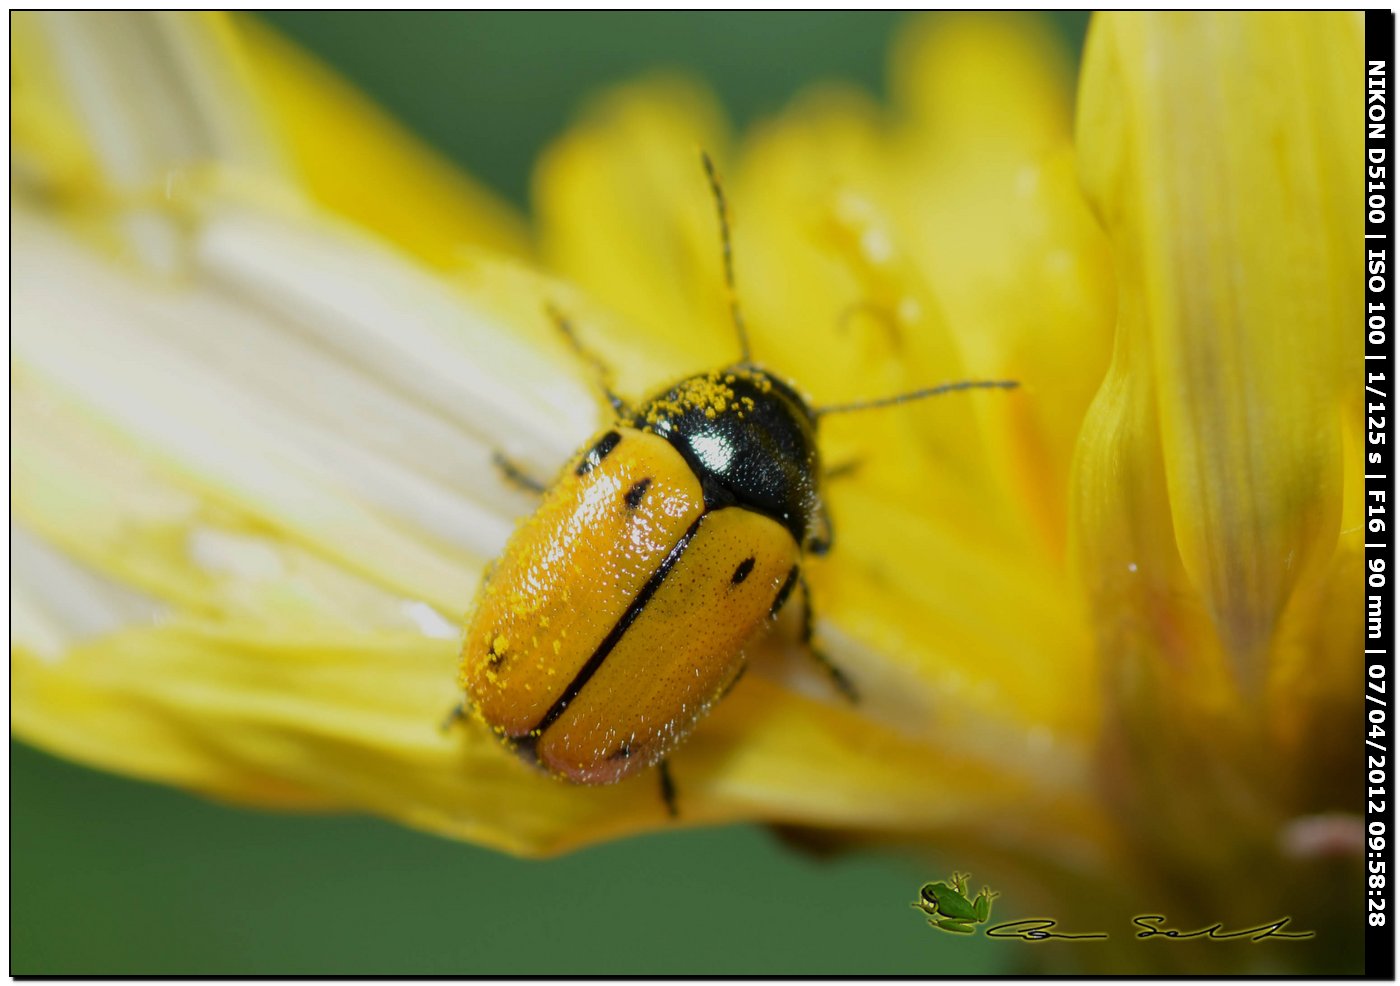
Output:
[
  {"xmin": 624, "ymin": 477, "xmax": 652, "ymax": 510},
  {"xmin": 576, "ymin": 430, "xmax": 621, "ymax": 476},
  {"xmin": 731, "ymin": 557, "xmax": 756, "ymax": 585},
  {"xmin": 769, "ymin": 565, "xmax": 799, "ymax": 619},
  {"xmin": 608, "ymin": 742, "xmax": 633, "ymax": 761}
]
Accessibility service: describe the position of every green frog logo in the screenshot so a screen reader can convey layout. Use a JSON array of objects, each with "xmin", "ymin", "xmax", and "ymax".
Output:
[{"xmin": 913, "ymin": 872, "xmax": 998, "ymax": 935}]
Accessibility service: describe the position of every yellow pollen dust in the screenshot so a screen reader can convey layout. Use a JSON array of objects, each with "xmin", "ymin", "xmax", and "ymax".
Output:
[{"xmin": 642, "ymin": 371, "xmax": 753, "ymax": 426}]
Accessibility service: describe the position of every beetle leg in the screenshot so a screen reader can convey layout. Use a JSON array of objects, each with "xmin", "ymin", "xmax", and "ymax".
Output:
[
  {"xmin": 823, "ymin": 458, "xmax": 862, "ymax": 483},
  {"xmin": 805, "ymin": 500, "xmax": 834, "ymax": 556},
  {"xmin": 545, "ymin": 302, "xmax": 627, "ymax": 416},
  {"xmin": 658, "ymin": 759, "xmax": 679, "ymax": 818},
  {"xmin": 798, "ymin": 573, "xmax": 859, "ymax": 702},
  {"xmin": 715, "ymin": 661, "xmax": 748, "ymax": 702},
  {"xmin": 491, "ymin": 451, "xmax": 548, "ymax": 495},
  {"xmin": 439, "ymin": 701, "xmax": 467, "ymax": 734}
]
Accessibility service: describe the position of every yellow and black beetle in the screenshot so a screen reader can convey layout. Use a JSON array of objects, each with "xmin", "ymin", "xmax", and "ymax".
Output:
[{"xmin": 456, "ymin": 154, "xmax": 1015, "ymax": 813}]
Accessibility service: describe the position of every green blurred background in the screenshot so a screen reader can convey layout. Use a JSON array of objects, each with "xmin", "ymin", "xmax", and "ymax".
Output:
[{"xmin": 12, "ymin": 11, "xmax": 1089, "ymax": 975}]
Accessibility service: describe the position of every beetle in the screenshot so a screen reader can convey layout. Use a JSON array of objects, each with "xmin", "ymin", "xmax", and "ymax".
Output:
[{"xmin": 455, "ymin": 153, "xmax": 1016, "ymax": 814}]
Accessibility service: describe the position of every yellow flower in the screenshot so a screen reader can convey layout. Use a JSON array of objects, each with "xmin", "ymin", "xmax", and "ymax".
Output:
[
  {"xmin": 11, "ymin": 11, "xmax": 1362, "ymax": 972},
  {"xmin": 1071, "ymin": 11, "xmax": 1363, "ymax": 965}
]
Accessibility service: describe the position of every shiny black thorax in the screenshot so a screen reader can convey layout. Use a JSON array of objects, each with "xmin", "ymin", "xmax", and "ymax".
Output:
[{"xmin": 628, "ymin": 367, "xmax": 826, "ymax": 550}]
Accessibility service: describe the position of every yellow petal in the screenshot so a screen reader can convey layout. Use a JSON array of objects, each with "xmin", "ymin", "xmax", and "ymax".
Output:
[
  {"xmin": 890, "ymin": 14, "xmax": 1116, "ymax": 562},
  {"xmin": 720, "ymin": 85, "xmax": 1098, "ymax": 752},
  {"xmin": 1069, "ymin": 14, "xmax": 1365, "ymax": 927},
  {"xmin": 14, "ymin": 616, "xmax": 1107, "ymax": 857},
  {"xmin": 533, "ymin": 76, "xmax": 734, "ymax": 386},
  {"xmin": 231, "ymin": 15, "xmax": 531, "ymax": 266},
  {"xmin": 1075, "ymin": 12, "xmax": 1362, "ymax": 686},
  {"xmin": 892, "ymin": 12, "xmax": 1074, "ymax": 161},
  {"xmin": 732, "ymin": 88, "xmax": 983, "ymax": 505},
  {"xmin": 15, "ymin": 156, "xmax": 1102, "ymax": 857}
]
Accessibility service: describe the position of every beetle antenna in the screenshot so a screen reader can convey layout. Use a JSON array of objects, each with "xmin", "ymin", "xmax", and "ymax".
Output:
[
  {"xmin": 814, "ymin": 379, "xmax": 1019, "ymax": 418},
  {"xmin": 701, "ymin": 150, "xmax": 751, "ymax": 365}
]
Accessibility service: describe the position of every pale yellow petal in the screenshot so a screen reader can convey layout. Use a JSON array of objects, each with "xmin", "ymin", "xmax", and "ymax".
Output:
[
  {"xmin": 12, "ymin": 11, "xmax": 288, "ymax": 272},
  {"xmin": 14, "ymin": 200, "xmax": 529, "ymax": 616}
]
